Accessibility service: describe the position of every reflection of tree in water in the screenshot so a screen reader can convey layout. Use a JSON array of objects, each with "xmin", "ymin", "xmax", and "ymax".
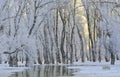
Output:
[
  {"xmin": 15, "ymin": 73, "xmax": 18, "ymax": 77},
  {"xmin": 9, "ymin": 65, "xmax": 73, "ymax": 77}
]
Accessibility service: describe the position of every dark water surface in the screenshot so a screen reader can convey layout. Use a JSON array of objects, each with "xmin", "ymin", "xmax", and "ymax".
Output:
[{"xmin": 9, "ymin": 65, "xmax": 74, "ymax": 77}]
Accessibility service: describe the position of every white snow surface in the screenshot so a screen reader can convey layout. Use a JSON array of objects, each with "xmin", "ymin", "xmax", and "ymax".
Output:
[
  {"xmin": 0, "ymin": 64, "xmax": 28, "ymax": 77},
  {"xmin": 68, "ymin": 61, "xmax": 120, "ymax": 77}
]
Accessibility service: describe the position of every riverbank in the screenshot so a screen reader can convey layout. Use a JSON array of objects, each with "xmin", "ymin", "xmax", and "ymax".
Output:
[{"xmin": 67, "ymin": 61, "xmax": 120, "ymax": 77}]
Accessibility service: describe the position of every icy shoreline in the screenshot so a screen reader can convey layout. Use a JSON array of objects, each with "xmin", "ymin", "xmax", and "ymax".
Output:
[{"xmin": 67, "ymin": 61, "xmax": 120, "ymax": 77}]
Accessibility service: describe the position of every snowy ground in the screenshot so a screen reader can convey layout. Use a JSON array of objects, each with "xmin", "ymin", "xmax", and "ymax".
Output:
[
  {"xmin": 68, "ymin": 61, "xmax": 120, "ymax": 77},
  {"xmin": 0, "ymin": 64, "xmax": 28, "ymax": 77}
]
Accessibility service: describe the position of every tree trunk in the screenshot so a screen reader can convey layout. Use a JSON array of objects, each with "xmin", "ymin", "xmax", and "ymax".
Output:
[
  {"xmin": 9, "ymin": 55, "xmax": 13, "ymax": 67},
  {"xmin": 25, "ymin": 55, "xmax": 30, "ymax": 67},
  {"xmin": 98, "ymin": 49, "xmax": 101, "ymax": 62},
  {"xmin": 37, "ymin": 51, "xmax": 42, "ymax": 64},
  {"xmin": 59, "ymin": 9, "xmax": 66, "ymax": 63},
  {"xmin": 110, "ymin": 52, "xmax": 115, "ymax": 65},
  {"xmin": 55, "ymin": 9, "xmax": 61, "ymax": 63},
  {"xmin": 0, "ymin": 54, "xmax": 2, "ymax": 64}
]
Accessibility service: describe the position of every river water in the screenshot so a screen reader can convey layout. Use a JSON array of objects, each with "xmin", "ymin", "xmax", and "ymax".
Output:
[{"xmin": 9, "ymin": 65, "xmax": 75, "ymax": 77}]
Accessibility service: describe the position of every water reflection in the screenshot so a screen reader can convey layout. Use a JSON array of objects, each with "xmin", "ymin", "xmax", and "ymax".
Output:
[{"xmin": 9, "ymin": 65, "xmax": 74, "ymax": 77}]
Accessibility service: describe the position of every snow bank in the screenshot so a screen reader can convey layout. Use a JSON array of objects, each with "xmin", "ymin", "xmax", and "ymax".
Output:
[
  {"xmin": 68, "ymin": 61, "xmax": 120, "ymax": 77},
  {"xmin": 0, "ymin": 64, "xmax": 28, "ymax": 77}
]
